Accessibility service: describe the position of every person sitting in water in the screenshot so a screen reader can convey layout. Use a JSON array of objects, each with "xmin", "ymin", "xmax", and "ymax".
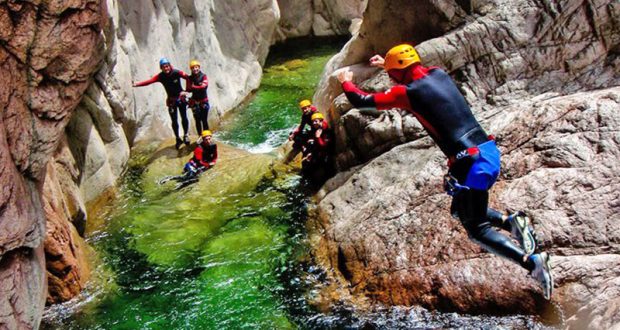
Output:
[
  {"xmin": 301, "ymin": 112, "xmax": 333, "ymax": 180},
  {"xmin": 184, "ymin": 130, "xmax": 218, "ymax": 177},
  {"xmin": 337, "ymin": 43, "xmax": 553, "ymax": 299}
]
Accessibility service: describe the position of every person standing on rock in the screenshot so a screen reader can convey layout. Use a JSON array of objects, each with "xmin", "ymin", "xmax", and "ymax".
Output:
[
  {"xmin": 184, "ymin": 60, "xmax": 210, "ymax": 135},
  {"xmin": 284, "ymin": 99, "xmax": 319, "ymax": 163},
  {"xmin": 337, "ymin": 44, "xmax": 553, "ymax": 299},
  {"xmin": 133, "ymin": 58, "xmax": 191, "ymax": 149}
]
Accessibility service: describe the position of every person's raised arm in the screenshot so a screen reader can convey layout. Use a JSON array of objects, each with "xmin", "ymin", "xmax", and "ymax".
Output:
[
  {"xmin": 337, "ymin": 68, "xmax": 411, "ymax": 111},
  {"xmin": 133, "ymin": 74, "xmax": 159, "ymax": 87},
  {"xmin": 337, "ymin": 69, "xmax": 376, "ymax": 109}
]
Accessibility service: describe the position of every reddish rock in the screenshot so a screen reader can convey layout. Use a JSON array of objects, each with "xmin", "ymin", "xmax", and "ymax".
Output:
[
  {"xmin": 0, "ymin": 0, "xmax": 104, "ymax": 328},
  {"xmin": 43, "ymin": 160, "xmax": 90, "ymax": 304}
]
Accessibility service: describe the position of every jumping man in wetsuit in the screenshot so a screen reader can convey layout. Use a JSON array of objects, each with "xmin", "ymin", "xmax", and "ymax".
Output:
[
  {"xmin": 185, "ymin": 60, "xmax": 210, "ymax": 135},
  {"xmin": 184, "ymin": 130, "xmax": 218, "ymax": 177},
  {"xmin": 337, "ymin": 44, "xmax": 553, "ymax": 299},
  {"xmin": 133, "ymin": 58, "xmax": 190, "ymax": 149},
  {"xmin": 284, "ymin": 99, "xmax": 319, "ymax": 163}
]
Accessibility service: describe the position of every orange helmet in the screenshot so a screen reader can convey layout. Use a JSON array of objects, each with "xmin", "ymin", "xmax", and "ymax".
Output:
[{"xmin": 383, "ymin": 44, "xmax": 420, "ymax": 71}]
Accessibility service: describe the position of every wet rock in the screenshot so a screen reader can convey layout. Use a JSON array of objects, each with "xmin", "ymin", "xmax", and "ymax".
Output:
[{"xmin": 312, "ymin": 0, "xmax": 620, "ymax": 326}]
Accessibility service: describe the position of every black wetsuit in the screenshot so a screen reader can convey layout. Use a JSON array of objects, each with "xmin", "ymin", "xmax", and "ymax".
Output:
[
  {"xmin": 188, "ymin": 71, "xmax": 210, "ymax": 134},
  {"xmin": 342, "ymin": 65, "xmax": 533, "ymax": 271}
]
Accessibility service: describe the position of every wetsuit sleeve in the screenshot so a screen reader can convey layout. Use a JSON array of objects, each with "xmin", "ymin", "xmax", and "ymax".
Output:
[
  {"xmin": 193, "ymin": 75, "xmax": 208, "ymax": 90},
  {"xmin": 342, "ymin": 81, "xmax": 376, "ymax": 109},
  {"xmin": 342, "ymin": 82, "xmax": 412, "ymax": 111},
  {"xmin": 134, "ymin": 74, "xmax": 160, "ymax": 87},
  {"xmin": 316, "ymin": 132, "xmax": 330, "ymax": 147},
  {"xmin": 293, "ymin": 111, "xmax": 311, "ymax": 136},
  {"xmin": 179, "ymin": 70, "xmax": 190, "ymax": 80},
  {"xmin": 192, "ymin": 147, "xmax": 204, "ymax": 166},
  {"xmin": 373, "ymin": 85, "xmax": 411, "ymax": 110},
  {"xmin": 185, "ymin": 79, "xmax": 193, "ymax": 92},
  {"xmin": 292, "ymin": 124, "xmax": 302, "ymax": 136}
]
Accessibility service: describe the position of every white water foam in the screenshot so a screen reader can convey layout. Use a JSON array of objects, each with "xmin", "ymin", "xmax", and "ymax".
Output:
[{"xmin": 216, "ymin": 127, "xmax": 293, "ymax": 154}]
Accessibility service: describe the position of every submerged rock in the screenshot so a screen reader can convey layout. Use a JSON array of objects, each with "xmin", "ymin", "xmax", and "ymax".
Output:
[{"xmin": 124, "ymin": 141, "xmax": 277, "ymax": 267}]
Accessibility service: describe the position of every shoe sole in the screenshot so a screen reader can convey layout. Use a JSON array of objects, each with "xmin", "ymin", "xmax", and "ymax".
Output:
[
  {"xmin": 515, "ymin": 215, "xmax": 537, "ymax": 257},
  {"xmin": 541, "ymin": 252, "xmax": 554, "ymax": 300}
]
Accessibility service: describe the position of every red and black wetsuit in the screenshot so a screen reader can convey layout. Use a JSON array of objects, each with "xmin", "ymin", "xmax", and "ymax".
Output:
[
  {"xmin": 191, "ymin": 143, "xmax": 218, "ymax": 168},
  {"xmin": 341, "ymin": 65, "xmax": 534, "ymax": 272},
  {"xmin": 342, "ymin": 66, "xmax": 489, "ymax": 157},
  {"xmin": 291, "ymin": 106, "xmax": 318, "ymax": 148},
  {"xmin": 134, "ymin": 69, "xmax": 190, "ymax": 139},
  {"xmin": 302, "ymin": 121, "xmax": 332, "ymax": 168},
  {"xmin": 187, "ymin": 71, "xmax": 210, "ymax": 134}
]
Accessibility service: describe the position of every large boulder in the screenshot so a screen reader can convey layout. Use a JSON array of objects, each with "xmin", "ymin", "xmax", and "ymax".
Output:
[{"xmin": 312, "ymin": 0, "xmax": 620, "ymax": 328}]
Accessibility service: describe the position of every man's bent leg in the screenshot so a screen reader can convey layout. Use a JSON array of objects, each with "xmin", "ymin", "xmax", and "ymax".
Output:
[{"xmin": 452, "ymin": 189, "xmax": 534, "ymax": 271}]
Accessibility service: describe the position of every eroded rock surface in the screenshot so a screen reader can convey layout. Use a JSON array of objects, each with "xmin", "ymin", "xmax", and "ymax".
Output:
[
  {"xmin": 0, "ymin": 0, "xmax": 105, "ymax": 328},
  {"xmin": 312, "ymin": 0, "xmax": 620, "ymax": 328},
  {"xmin": 275, "ymin": 0, "xmax": 367, "ymax": 40}
]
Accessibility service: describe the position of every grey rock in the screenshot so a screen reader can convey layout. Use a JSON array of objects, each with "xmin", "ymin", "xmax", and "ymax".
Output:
[{"xmin": 312, "ymin": 0, "xmax": 620, "ymax": 326}]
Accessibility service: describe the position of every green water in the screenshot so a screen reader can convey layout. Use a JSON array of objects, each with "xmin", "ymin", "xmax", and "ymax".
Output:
[
  {"xmin": 42, "ymin": 38, "xmax": 345, "ymax": 330},
  {"xmin": 216, "ymin": 39, "xmax": 342, "ymax": 151}
]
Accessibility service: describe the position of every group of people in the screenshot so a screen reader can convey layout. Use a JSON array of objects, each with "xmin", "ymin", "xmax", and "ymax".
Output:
[
  {"xmin": 286, "ymin": 100, "xmax": 334, "ymax": 181},
  {"xmin": 135, "ymin": 43, "xmax": 553, "ymax": 300},
  {"xmin": 133, "ymin": 58, "xmax": 211, "ymax": 150},
  {"xmin": 134, "ymin": 58, "xmax": 216, "ymax": 180}
]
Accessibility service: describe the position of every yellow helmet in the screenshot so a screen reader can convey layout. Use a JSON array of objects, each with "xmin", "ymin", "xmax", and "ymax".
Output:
[
  {"xmin": 311, "ymin": 112, "xmax": 324, "ymax": 121},
  {"xmin": 189, "ymin": 60, "xmax": 201, "ymax": 68},
  {"xmin": 384, "ymin": 44, "xmax": 421, "ymax": 71},
  {"xmin": 201, "ymin": 130, "xmax": 212, "ymax": 137},
  {"xmin": 299, "ymin": 99, "xmax": 312, "ymax": 108}
]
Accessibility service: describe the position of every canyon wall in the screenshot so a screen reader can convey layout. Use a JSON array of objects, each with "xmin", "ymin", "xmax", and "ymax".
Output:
[
  {"xmin": 275, "ymin": 0, "xmax": 367, "ymax": 40},
  {"xmin": 313, "ymin": 0, "xmax": 620, "ymax": 328},
  {"xmin": 0, "ymin": 1, "xmax": 105, "ymax": 328}
]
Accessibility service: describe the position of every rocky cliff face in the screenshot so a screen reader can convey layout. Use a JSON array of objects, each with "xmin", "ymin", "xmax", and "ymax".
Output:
[
  {"xmin": 0, "ymin": 0, "xmax": 105, "ymax": 328},
  {"xmin": 313, "ymin": 0, "xmax": 620, "ymax": 328},
  {"xmin": 275, "ymin": 0, "xmax": 366, "ymax": 40}
]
